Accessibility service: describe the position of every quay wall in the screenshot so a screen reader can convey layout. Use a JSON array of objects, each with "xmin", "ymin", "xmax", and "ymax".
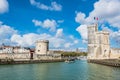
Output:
[
  {"xmin": 0, "ymin": 53, "xmax": 61, "ymax": 60},
  {"xmin": 0, "ymin": 53, "xmax": 62, "ymax": 60},
  {"xmin": 88, "ymin": 59, "xmax": 120, "ymax": 67},
  {"xmin": 33, "ymin": 54, "xmax": 61, "ymax": 60},
  {"xmin": 0, "ymin": 53, "xmax": 64, "ymax": 64},
  {"xmin": 0, "ymin": 59, "xmax": 64, "ymax": 65}
]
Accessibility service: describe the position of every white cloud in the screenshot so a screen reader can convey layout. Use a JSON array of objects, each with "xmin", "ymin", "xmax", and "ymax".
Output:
[
  {"xmin": 32, "ymin": 19, "xmax": 57, "ymax": 32},
  {"xmin": 0, "ymin": 0, "xmax": 9, "ymax": 14},
  {"xmin": 110, "ymin": 31, "xmax": 120, "ymax": 38},
  {"xmin": 89, "ymin": 0, "xmax": 120, "ymax": 28},
  {"xmin": 75, "ymin": 0, "xmax": 120, "ymax": 44},
  {"xmin": 75, "ymin": 12, "xmax": 86, "ymax": 24},
  {"xmin": 32, "ymin": 19, "xmax": 42, "ymax": 26},
  {"xmin": 75, "ymin": 12, "xmax": 92, "ymax": 25},
  {"xmin": 101, "ymin": 25, "xmax": 113, "ymax": 33},
  {"xmin": 0, "ymin": 21, "xmax": 3, "ymax": 24},
  {"xmin": 0, "ymin": 23, "xmax": 17, "ymax": 39},
  {"xmin": 76, "ymin": 25, "xmax": 88, "ymax": 43},
  {"xmin": 64, "ymin": 43, "xmax": 73, "ymax": 48},
  {"xmin": 0, "ymin": 22, "xmax": 17, "ymax": 44},
  {"xmin": 100, "ymin": 25, "xmax": 120, "ymax": 46},
  {"xmin": 57, "ymin": 20, "xmax": 64, "ymax": 23},
  {"xmin": 69, "ymin": 35, "xmax": 74, "ymax": 40},
  {"xmin": 11, "ymin": 33, "xmax": 65, "ymax": 48},
  {"xmin": 10, "ymin": 32, "xmax": 80, "ymax": 49},
  {"xmin": 30, "ymin": 0, "xmax": 62, "ymax": 11},
  {"xmin": 64, "ymin": 39, "xmax": 79, "ymax": 48},
  {"xmin": 11, "ymin": 33, "xmax": 41, "ymax": 46},
  {"xmin": 75, "ymin": 0, "xmax": 120, "ymax": 28},
  {"xmin": 0, "ymin": 21, "xmax": 79, "ymax": 49},
  {"xmin": 74, "ymin": 40, "xmax": 79, "ymax": 44},
  {"xmin": 78, "ymin": 47, "xmax": 87, "ymax": 52},
  {"xmin": 69, "ymin": 35, "xmax": 79, "ymax": 44},
  {"xmin": 110, "ymin": 30, "xmax": 120, "ymax": 47},
  {"xmin": 10, "ymin": 31, "xmax": 79, "ymax": 49},
  {"xmin": 55, "ymin": 28, "xmax": 63, "ymax": 37},
  {"xmin": 50, "ymin": 37, "xmax": 65, "ymax": 48}
]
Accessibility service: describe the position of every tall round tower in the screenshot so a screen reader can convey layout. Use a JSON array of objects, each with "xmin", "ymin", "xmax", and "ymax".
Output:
[
  {"xmin": 87, "ymin": 24, "xmax": 98, "ymax": 59},
  {"xmin": 35, "ymin": 40, "xmax": 49, "ymax": 54}
]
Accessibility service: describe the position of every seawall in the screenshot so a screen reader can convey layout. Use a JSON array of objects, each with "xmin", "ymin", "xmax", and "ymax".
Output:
[
  {"xmin": 88, "ymin": 59, "xmax": 120, "ymax": 67},
  {"xmin": 0, "ymin": 59, "xmax": 65, "ymax": 65},
  {"xmin": 0, "ymin": 53, "xmax": 64, "ymax": 64}
]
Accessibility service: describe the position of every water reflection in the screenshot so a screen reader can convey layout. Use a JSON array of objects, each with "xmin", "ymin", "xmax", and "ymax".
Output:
[
  {"xmin": 0, "ymin": 61, "xmax": 119, "ymax": 80},
  {"xmin": 87, "ymin": 63, "xmax": 120, "ymax": 80}
]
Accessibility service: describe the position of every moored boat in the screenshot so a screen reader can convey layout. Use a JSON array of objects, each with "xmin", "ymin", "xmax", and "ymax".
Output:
[{"xmin": 65, "ymin": 59, "xmax": 75, "ymax": 63}]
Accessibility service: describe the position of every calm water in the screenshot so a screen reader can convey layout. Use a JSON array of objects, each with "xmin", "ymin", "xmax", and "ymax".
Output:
[{"xmin": 0, "ymin": 60, "xmax": 120, "ymax": 80}]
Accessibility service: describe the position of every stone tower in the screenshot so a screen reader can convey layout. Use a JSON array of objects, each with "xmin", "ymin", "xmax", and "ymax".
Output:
[
  {"xmin": 97, "ymin": 31, "xmax": 110, "ymax": 59},
  {"xmin": 35, "ymin": 40, "xmax": 49, "ymax": 54},
  {"xmin": 87, "ymin": 24, "xmax": 110, "ymax": 59},
  {"xmin": 87, "ymin": 24, "xmax": 98, "ymax": 59}
]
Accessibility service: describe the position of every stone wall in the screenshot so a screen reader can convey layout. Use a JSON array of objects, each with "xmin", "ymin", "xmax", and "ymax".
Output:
[
  {"xmin": 0, "ymin": 53, "xmax": 30, "ymax": 60},
  {"xmin": 33, "ymin": 54, "xmax": 61, "ymax": 60},
  {"xmin": 0, "ymin": 53, "xmax": 61, "ymax": 60},
  {"xmin": 110, "ymin": 48, "xmax": 120, "ymax": 59}
]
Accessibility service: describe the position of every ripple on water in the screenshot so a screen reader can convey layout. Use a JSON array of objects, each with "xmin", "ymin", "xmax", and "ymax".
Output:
[{"xmin": 0, "ymin": 61, "xmax": 120, "ymax": 80}]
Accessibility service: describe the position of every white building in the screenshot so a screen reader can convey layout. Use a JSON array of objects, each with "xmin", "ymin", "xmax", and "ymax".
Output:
[
  {"xmin": 0, "ymin": 46, "xmax": 13, "ymax": 53},
  {"xmin": 13, "ymin": 47, "xmax": 30, "ymax": 53},
  {"xmin": 87, "ymin": 24, "xmax": 120, "ymax": 59},
  {"xmin": 0, "ymin": 45, "xmax": 30, "ymax": 54}
]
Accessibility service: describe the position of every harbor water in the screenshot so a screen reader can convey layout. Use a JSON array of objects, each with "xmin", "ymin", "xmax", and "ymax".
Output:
[{"xmin": 0, "ymin": 60, "xmax": 120, "ymax": 80}]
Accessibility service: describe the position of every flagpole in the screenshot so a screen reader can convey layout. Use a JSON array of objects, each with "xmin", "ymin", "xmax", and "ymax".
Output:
[{"xmin": 94, "ymin": 17, "xmax": 98, "ymax": 27}]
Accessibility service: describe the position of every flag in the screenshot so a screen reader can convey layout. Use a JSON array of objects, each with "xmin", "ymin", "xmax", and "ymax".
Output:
[
  {"xmin": 94, "ymin": 17, "xmax": 98, "ymax": 20},
  {"xmin": 96, "ymin": 17, "xmax": 98, "ymax": 20}
]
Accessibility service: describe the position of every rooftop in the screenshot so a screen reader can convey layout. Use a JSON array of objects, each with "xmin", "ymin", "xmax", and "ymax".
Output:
[{"xmin": 36, "ymin": 40, "xmax": 49, "ymax": 43}]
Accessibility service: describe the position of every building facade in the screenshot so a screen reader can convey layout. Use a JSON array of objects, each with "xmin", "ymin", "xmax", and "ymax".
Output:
[
  {"xmin": 35, "ymin": 40, "xmax": 49, "ymax": 54},
  {"xmin": 13, "ymin": 47, "xmax": 30, "ymax": 54},
  {"xmin": 87, "ymin": 24, "xmax": 120, "ymax": 59},
  {"xmin": 0, "ymin": 45, "xmax": 30, "ymax": 54},
  {"xmin": 0, "ymin": 46, "xmax": 13, "ymax": 53}
]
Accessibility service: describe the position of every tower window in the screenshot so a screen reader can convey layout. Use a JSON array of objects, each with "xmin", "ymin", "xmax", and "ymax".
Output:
[{"xmin": 38, "ymin": 50, "xmax": 40, "ymax": 52}]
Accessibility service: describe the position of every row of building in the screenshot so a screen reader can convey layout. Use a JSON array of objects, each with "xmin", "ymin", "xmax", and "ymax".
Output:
[
  {"xmin": 0, "ymin": 40, "xmax": 61, "ymax": 60},
  {"xmin": 0, "ymin": 45, "xmax": 30, "ymax": 54},
  {"xmin": 0, "ymin": 40, "xmax": 49, "ymax": 54}
]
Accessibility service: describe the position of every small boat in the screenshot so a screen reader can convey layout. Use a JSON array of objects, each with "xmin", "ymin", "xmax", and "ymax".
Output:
[
  {"xmin": 65, "ymin": 59, "xmax": 75, "ymax": 63},
  {"xmin": 76, "ymin": 56, "xmax": 87, "ymax": 60}
]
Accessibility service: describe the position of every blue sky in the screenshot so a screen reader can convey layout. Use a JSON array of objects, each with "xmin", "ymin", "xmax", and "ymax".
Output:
[{"xmin": 0, "ymin": 0, "xmax": 120, "ymax": 50}]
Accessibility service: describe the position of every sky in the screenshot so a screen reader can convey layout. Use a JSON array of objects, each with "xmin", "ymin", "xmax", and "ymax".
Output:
[{"xmin": 0, "ymin": 0, "xmax": 120, "ymax": 51}]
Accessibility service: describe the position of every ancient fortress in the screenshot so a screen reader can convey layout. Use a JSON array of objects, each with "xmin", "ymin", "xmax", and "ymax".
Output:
[
  {"xmin": 35, "ymin": 40, "xmax": 49, "ymax": 54},
  {"xmin": 0, "ymin": 40, "xmax": 61, "ymax": 60},
  {"xmin": 87, "ymin": 24, "xmax": 120, "ymax": 59}
]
